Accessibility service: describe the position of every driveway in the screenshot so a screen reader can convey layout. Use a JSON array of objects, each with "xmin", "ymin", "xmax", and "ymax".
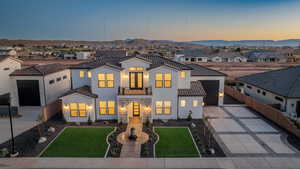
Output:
[
  {"xmin": 204, "ymin": 106, "xmax": 300, "ymax": 157},
  {"xmin": 0, "ymin": 107, "xmax": 41, "ymax": 144}
]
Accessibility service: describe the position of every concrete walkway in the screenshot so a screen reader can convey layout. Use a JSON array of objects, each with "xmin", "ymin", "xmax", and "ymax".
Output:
[
  {"xmin": 117, "ymin": 117, "xmax": 148, "ymax": 158},
  {"xmin": 1, "ymin": 157, "xmax": 300, "ymax": 168}
]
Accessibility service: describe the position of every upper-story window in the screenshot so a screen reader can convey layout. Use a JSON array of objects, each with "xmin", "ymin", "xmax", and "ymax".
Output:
[
  {"xmin": 155, "ymin": 73, "xmax": 172, "ymax": 88},
  {"xmin": 98, "ymin": 73, "xmax": 114, "ymax": 88},
  {"xmin": 180, "ymin": 71, "xmax": 186, "ymax": 78},
  {"xmin": 63, "ymin": 75, "xmax": 67, "ymax": 79},
  {"xmin": 49, "ymin": 79, "xmax": 55, "ymax": 84},
  {"xmin": 3, "ymin": 67, "xmax": 9, "ymax": 71},
  {"xmin": 128, "ymin": 67, "xmax": 144, "ymax": 71},
  {"xmin": 80, "ymin": 71, "xmax": 85, "ymax": 78},
  {"xmin": 88, "ymin": 71, "xmax": 92, "ymax": 78}
]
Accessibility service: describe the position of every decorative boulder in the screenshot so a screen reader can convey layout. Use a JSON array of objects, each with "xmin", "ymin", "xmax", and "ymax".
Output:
[
  {"xmin": 48, "ymin": 127, "xmax": 55, "ymax": 133},
  {"xmin": 162, "ymin": 119, "xmax": 168, "ymax": 123},
  {"xmin": 103, "ymin": 121, "xmax": 109, "ymax": 125},
  {"xmin": 38, "ymin": 137, "xmax": 47, "ymax": 144},
  {"xmin": 209, "ymin": 148, "xmax": 215, "ymax": 154},
  {"xmin": 191, "ymin": 122, "xmax": 196, "ymax": 128},
  {"xmin": 75, "ymin": 122, "xmax": 80, "ymax": 126},
  {"xmin": 0, "ymin": 148, "xmax": 9, "ymax": 157}
]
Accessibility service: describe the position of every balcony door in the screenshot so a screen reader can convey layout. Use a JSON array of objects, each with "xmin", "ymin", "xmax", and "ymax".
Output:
[{"xmin": 129, "ymin": 72, "xmax": 143, "ymax": 89}]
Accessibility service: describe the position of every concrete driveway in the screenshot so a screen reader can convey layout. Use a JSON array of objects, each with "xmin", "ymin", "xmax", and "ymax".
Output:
[
  {"xmin": 204, "ymin": 106, "xmax": 300, "ymax": 157},
  {"xmin": 0, "ymin": 107, "xmax": 41, "ymax": 144}
]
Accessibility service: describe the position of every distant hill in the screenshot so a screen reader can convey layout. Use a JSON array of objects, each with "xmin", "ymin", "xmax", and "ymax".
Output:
[{"xmin": 186, "ymin": 39, "xmax": 300, "ymax": 47}]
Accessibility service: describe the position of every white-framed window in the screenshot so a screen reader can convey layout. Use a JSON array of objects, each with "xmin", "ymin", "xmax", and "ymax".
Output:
[
  {"xmin": 155, "ymin": 101, "xmax": 172, "ymax": 115},
  {"xmin": 193, "ymin": 100, "xmax": 198, "ymax": 107},
  {"xmin": 79, "ymin": 70, "xmax": 85, "ymax": 78},
  {"xmin": 69, "ymin": 103, "xmax": 87, "ymax": 117},
  {"xmin": 98, "ymin": 73, "xmax": 114, "ymax": 88},
  {"xmin": 99, "ymin": 101, "xmax": 115, "ymax": 115},
  {"xmin": 88, "ymin": 71, "xmax": 92, "ymax": 78},
  {"xmin": 180, "ymin": 99, "xmax": 186, "ymax": 107},
  {"xmin": 180, "ymin": 71, "xmax": 186, "ymax": 78},
  {"xmin": 155, "ymin": 73, "xmax": 172, "ymax": 88}
]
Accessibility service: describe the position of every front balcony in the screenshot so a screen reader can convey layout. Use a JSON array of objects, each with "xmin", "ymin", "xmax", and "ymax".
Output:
[{"xmin": 118, "ymin": 87, "xmax": 152, "ymax": 95}]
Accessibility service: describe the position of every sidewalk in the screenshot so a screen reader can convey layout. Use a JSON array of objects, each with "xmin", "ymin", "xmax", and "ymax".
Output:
[{"xmin": 0, "ymin": 157, "xmax": 300, "ymax": 169}]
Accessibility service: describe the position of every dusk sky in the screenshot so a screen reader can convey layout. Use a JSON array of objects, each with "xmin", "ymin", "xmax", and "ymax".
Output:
[{"xmin": 1, "ymin": 0, "xmax": 300, "ymax": 41}]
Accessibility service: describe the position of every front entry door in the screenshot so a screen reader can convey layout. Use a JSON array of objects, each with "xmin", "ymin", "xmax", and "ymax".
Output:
[
  {"xmin": 130, "ymin": 72, "xmax": 143, "ymax": 89},
  {"xmin": 132, "ymin": 102, "xmax": 140, "ymax": 116}
]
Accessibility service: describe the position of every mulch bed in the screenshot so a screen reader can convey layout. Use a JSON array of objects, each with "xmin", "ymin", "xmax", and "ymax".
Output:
[
  {"xmin": 0, "ymin": 115, "xmax": 119, "ymax": 158},
  {"xmin": 106, "ymin": 123, "xmax": 126, "ymax": 158},
  {"xmin": 153, "ymin": 119, "xmax": 226, "ymax": 157},
  {"xmin": 141, "ymin": 123, "xmax": 158, "ymax": 158}
]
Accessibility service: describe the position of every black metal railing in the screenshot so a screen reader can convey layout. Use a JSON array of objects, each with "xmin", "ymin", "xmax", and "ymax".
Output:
[{"xmin": 118, "ymin": 87, "xmax": 152, "ymax": 95}]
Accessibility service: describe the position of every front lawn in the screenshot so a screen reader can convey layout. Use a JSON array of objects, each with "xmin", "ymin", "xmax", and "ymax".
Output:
[
  {"xmin": 155, "ymin": 127, "xmax": 199, "ymax": 157},
  {"xmin": 41, "ymin": 127, "xmax": 114, "ymax": 157}
]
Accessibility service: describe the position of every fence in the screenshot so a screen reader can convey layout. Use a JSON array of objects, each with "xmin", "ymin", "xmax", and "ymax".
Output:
[
  {"xmin": 225, "ymin": 85, "xmax": 300, "ymax": 137},
  {"xmin": 42, "ymin": 100, "xmax": 62, "ymax": 121}
]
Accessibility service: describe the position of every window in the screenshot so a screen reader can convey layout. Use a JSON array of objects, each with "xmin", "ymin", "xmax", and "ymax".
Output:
[
  {"xmin": 128, "ymin": 67, "xmax": 144, "ymax": 71},
  {"xmin": 88, "ymin": 71, "xmax": 92, "ymax": 78},
  {"xmin": 180, "ymin": 71, "xmax": 186, "ymax": 78},
  {"xmin": 155, "ymin": 73, "xmax": 172, "ymax": 88},
  {"xmin": 98, "ymin": 73, "xmax": 114, "ymax": 88},
  {"xmin": 180, "ymin": 99, "xmax": 186, "ymax": 107},
  {"xmin": 246, "ymin": 85, "xmax": 252, "ymax": 89},
  {"xmin": 155, "ymin": 73, "xmax": 163, "ymax": 88},
  {"xmin": 193, "ymin": 100, "xmax": 198, "ymax": 107},
  {"xmin": 63, "ymin": 75, "xmax": 67, "ymax": 79},
  {"xmin": 56, "ymin": 77, "xmax": 61, "ymax": 82},
  {"xmin": 69, "ymin": 103, "xmax": 87, "ymax": 117},
  {"xmin": 80, "ymin": 71, "xmax": 85, "ymax": 78},
  {"xmin": 262, "ymin": 91, "xmax": 266, "ymax": 96},
  {"xmin": 197, "ymin": 58, "xmax": 202, "ymax": 62},
  {"xmin": 99, "ymin": 101, "xmax": 115, "ymax": 115},
  {"xmin": 155, "ymin": 101, "xmax": 171, "ymax": 115},
  {"xmin": 257, "ymin": 89, "xmax": 261, "ymax": 93},
  {"xmin": 185, "ymin": 58, "xmax": 189, "ymax": 61},
  {"xmin": 3, "ymin": 67, "xmax": 9, "ymax": 71},
  {"xmin": 275, "ymin": 96, "xmax": 284, "ymax": 102},
  {"xmin": 49, "ymin": 80, "xmax": 55, "ymax": 84}
]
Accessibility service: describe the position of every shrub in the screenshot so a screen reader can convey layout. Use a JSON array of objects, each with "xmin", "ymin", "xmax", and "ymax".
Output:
[{"xmin": 187, "ymin": 111, "xmax": 192, "ymax": 121}]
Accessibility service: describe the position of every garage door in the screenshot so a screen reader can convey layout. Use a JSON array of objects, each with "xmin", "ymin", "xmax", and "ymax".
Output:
[
  {"xmin": 200, "ymin": 80, "xmax": 219, "ymax": 105},
  {"xmin": 17, "ymin": 80, "xmax": 41, "ymax": 106}
]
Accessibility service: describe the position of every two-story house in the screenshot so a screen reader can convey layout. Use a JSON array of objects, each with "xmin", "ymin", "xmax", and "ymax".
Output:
[{"xmin": 60, "ymin": 55, "xmax": 226, "ymax": 123}]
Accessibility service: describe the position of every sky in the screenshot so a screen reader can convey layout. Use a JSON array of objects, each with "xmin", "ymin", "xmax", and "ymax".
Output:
[{"xmin": 0, "ymin": 0, "xmax": 300, "ymax": 41}]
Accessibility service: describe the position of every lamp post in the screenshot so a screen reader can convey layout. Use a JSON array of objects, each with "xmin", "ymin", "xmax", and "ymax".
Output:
[{"xmin": 7, "ymin": 98, "xmax": 18, "ymax": 157}]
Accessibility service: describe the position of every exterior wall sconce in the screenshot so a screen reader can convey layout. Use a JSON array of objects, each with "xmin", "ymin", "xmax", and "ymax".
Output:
[
  {"xmin": 202, "ymin": 102, "xmax": 205, "ymax": 106},
  {"xmin": 144, "ymin": 74, "xmax": 149, "ymax": 78},
  {"xmin": 144, "ymin": 106, "xmax": 151, "ymax": 113},
  {"xmin": 87, "ymin": 105, "xmax": 93, "ymax": 110},
  {"xmin": 122, "ymin": 74, "xmax": 128, "ymax": 78},
  {"xmin": 219, "ymin": 92, "xmax": 224, "ymax": 97},
  {"xmin": 120, "ymin": 106, "xmax": 126, "ymax": 114},
  {"xmin": 63, "ymin": 105, "xmax": 69, "ymax": 110}
]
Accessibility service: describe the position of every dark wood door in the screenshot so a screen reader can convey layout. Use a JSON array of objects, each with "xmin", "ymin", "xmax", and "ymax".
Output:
[
  {"xmin": 129, "ymin": 72, "xmax": 143, "ymax": 89},
  {"xmin": 132, "ymin": 102, "xmax": 140, "ymax": 116},
  {"xmin": 200, "ymin": 80, "xmax": 219, "ymax": 105}
]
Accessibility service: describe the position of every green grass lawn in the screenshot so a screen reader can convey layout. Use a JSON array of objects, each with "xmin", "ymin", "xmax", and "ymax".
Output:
[
  {"xmin": 41, "ymin": 127, "xmax": 114, "ymax": 157},
  {"xmin": 155, "ymin": 127, "xmax": 199, "ymax": 157}
]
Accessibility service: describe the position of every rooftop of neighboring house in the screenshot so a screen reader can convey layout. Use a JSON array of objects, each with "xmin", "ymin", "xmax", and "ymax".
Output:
[
  {"xmin": 95, "ymin": 50, "xmax": 127, "ymax": 58},
  {"xmin": 237, "ymin": 65, "xmax": 300, "ymax": 98},
  {"xmin": 209, "ymin": 52, "xmax": 244, "ymax": 58},
  {"xmin": 10, "ymin": 63, "xmax": 67, "ymax": 76},
  {"xmin": 245, "ymin": 50, "xmax": 287, "ymax": 59},
  {"xmin": 187, "ymin": 64, "xmax": 227, "ymax": 76}
]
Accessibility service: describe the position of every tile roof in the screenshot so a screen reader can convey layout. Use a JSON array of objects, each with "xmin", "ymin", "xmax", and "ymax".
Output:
[
  {"xmin": 237, "ymin": 65, "xmax": 300, "ymax": 98},
  {"xmin": 10, "ymin": 63, "xmax": 67, "ymax": 76},
  {"xmin": 61, "ymin": 86, "xmax": 98, "ymax": 98},
  {"xmin": 187, "ymin": 64, "xmax": 227, "ymax": 76},
  {"xmin": 178, "ymin": 81, "xmax": 206, "ymax": 96}
]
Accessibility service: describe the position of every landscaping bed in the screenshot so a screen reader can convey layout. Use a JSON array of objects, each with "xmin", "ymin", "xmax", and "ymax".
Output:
[
  {"xmin": 141, "ymin": 123, "xmax": 158, "ymax": 157},
  {"xmin": 41, "ymin": 127, "xmax": 114, "ymax": 157},
  {"xmin": 153, "ymin": 119, "xmax": 225, "ymax": 157},
  {"xmin": 0, "ymin": 116, "xmax": 119, "ymax": 158},
  {"xmin": 106, "ymin": 123, "xmax": 127, "ymax": 158}
]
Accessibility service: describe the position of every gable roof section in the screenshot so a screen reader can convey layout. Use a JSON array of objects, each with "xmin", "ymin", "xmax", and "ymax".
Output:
[
  {"xmin": 61, "ymin": 86, "xmax": 98, "ymax": 98},
  {"xmin": 187, "ymin": 64, "xmax": 227, "ymax": 76},
  {"xmin": 237, "ymin": 65, "xmax": 300, "ymax": 98},
  {"xmin": 178, "ymin": 81, "xmax": 206, "ymax": 96},
  {"xmin": 10, "ymin": 63, "xmax": 67, "ymax": 76},
  {"xmin": 70, "ymin": 57, "xmax": 123, "ymax": 70},
  {"xmin": 0, "ymin": 56, "xmax": 22, "ymax": 63},
  {"xmin": 144, "ymin": 55, "xmax": 193, "ymax": 70}
]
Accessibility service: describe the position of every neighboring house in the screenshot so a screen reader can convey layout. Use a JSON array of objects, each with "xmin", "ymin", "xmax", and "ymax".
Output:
[
  {"xmin": 62, "ymin": 53, "xmax": 76, "ymax": 59},
  {"xmin": 60, "ymin": 55, "xmax": 226, "ymax": 123},
  {"xmin": 10, "ymin": 64, "xmax": 71, "ymax": 112},
  {"xmin": 95, "ymin": 50, "xmax": 128, "ymax": 58},
  {"xmin": 75, "ymin": 52, "xmax": 92, "ymax": 59},
  {"xmin": 213, "ymin": 52, "xmax": 247, "ymax": 62},
  {"xmin": 293, "ymin": 49, "xmax": 300, "ymax": 61},
  {"xmin": 236, "ymin": 65, "xmax": 300, "ymax": 120},
  {"xmin": 175, "ymin": 49, "xmax": 209, "ymax": 62},
  {"xmin": 246, "ymin": 50, "xmax": 288, "ymax": 62},
  {"xmin": 0, "ymin": 56, "xmax": 22, "ymax": 105},
  {"xmin": 0, "ymin": 49, "xmax": 17, "ymax": 57}
]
